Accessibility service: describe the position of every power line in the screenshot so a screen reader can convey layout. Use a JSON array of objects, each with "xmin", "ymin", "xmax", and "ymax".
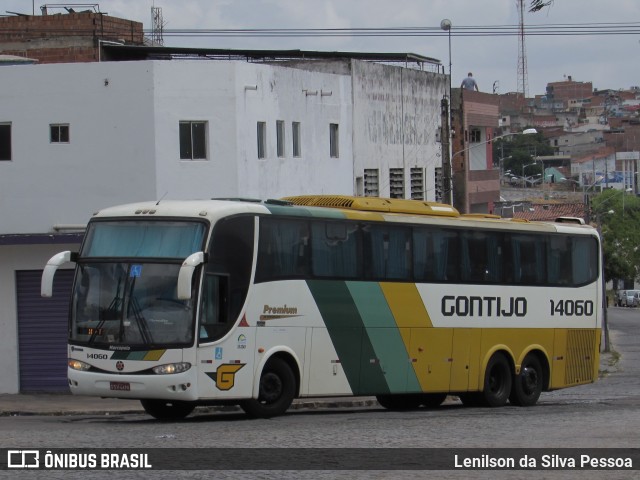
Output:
[
  {"xmin": 2, "ymin": 21, "xmax": 639, "ymax": 38},
  {"xmin": 143, "ymin": 22, "xmax": 640, "ymax": 38}
]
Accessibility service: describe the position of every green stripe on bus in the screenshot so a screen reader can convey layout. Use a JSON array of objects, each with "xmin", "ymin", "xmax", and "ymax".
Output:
[
  {"xmin": 264, "ymin": 204, "xmax": 346, "ymax": 219},
  {"xmin": 264, "ymin": 204, "xmax": 313, "ymax": 217},
  {"xmin": 307, "ymin": 280, "xmax": 389, "ymax": 395},
  {"xmin": 346, "ymin": 282, "xmax": 422, "ymax": 393}
]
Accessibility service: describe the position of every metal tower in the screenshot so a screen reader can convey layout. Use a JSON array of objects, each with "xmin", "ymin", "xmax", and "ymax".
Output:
[
  {"xmin": 516, "ymin": 0, "xmax": 529, "ymax": 97},
  {"xmin": 150, "ymin": 5, "xmax": 165, "ymax": 46}
]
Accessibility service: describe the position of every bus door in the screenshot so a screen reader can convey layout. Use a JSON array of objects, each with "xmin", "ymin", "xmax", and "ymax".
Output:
[{"xmin": 450, "ymin": 328, "xmax": 482, "ymax": 391}]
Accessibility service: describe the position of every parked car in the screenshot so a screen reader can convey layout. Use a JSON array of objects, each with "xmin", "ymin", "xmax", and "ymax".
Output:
[
  {"xmin": 621, "ymin": 290, "xmax": 640, "ymax": 307},
  {"xmin": 633, "ymin": 291, "xmax": 640, "ymax": 308}
]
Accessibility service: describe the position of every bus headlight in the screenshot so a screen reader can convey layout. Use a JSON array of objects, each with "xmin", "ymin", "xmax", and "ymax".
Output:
[
  {"xmin": 152, "ymin": 362, "xmax": 191, "ymax": 375},
  {"xmin": 68, "ymin": 359, "xmax": 91, "ymax": 371}
]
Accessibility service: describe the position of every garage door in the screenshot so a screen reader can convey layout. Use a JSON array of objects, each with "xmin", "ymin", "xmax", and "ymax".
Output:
[{"xmin": 16, "ymin": 269, "xmax": 74, "ymax": 392}]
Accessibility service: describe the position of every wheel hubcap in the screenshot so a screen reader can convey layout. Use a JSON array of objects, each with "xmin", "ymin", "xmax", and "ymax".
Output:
[
  {"xmin": 259, "ymin": 372, "xmax": 283, "ymax": 403},
  {"xmin": 521, "ymin": 366, "xmax": 538, "ymax": 395}
]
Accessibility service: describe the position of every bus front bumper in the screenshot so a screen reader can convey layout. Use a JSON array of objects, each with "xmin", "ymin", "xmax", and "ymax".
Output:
[{"xmin": 67, "ymin": 368, "xmax": 199, "ymax": 401}]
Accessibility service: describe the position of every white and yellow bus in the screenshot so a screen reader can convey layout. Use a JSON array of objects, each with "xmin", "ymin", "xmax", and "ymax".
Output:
[{"xmin": 41, "ymin": 195, "xmax": 602, "ymax": 420}]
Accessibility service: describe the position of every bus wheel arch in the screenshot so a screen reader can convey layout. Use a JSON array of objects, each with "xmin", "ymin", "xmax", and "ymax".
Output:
[
  {"xmin": 240, "ymin": 353, "xmax": 299, "ymax": 418},
  {"xmin": 510, "ymin": 350, "xmax": 548, "ymax": 407}
]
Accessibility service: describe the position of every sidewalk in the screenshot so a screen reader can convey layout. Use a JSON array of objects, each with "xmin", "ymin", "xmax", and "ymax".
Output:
[
  {"xmin": 0, "ymin": 393, "xmax": 379, "ymax": 416},
  {"xmin": 0, "ymin": 350, "xmax": 617, "ymax": 417}
]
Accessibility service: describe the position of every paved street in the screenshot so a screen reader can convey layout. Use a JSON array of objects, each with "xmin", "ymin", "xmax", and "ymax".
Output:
[{"xmin": 1, "ymin": 307, "xmax": 638, "ymax": 479}]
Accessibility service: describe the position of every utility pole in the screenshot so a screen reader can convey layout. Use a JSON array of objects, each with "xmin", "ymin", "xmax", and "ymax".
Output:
[{"xmin": 441, "ymin": 97, "xmax": 452, "ymax": 205}]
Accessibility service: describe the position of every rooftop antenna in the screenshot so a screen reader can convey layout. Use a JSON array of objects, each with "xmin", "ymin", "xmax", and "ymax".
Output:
[{"xmin": 150, "ymin": 4, "xmax": 165, "ymax": 46}]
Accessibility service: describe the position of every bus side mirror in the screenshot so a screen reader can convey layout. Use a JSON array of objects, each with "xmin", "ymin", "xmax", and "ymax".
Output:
[
  {"xmin": 41, "ymin": 251, "xmax": 74, "ymax": 297},
  {"xmin": 177, "ymin": 251, "xmax": 205, "ymax": 300}
]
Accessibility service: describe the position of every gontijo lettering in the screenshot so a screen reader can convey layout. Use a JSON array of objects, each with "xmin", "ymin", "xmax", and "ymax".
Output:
[{"xmin": 442, "ymin": 296, "xmax": 527, "ymax": 317}]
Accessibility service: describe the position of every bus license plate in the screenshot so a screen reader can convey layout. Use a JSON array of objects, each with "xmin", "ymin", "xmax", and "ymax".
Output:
[{"xmin": 110, "ymin": 381, "xmax": 130, "ymax": 391}]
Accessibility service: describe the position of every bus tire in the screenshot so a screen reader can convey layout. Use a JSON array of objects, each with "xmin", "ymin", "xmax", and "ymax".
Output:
[
  {"xmin": 376, "ymin": 394, "xmax": 421, "ymax": 410},
  {"xmin": 419, "ymin": 393, "xmax": 447, "ymax": 408},
  {"xmin": 481, "ymin": 352, "xmax": 512, "ymax": 407},
  {"xmin": 509, "ymin": 353, "xmax": 543, "ymax": 406},
  {"xmin": 140, "ymin": 399, "xmax": 195, "ymax": 420},
  {"xmin": 240, "ymin": 357, "xmax": 296, "ymax": 418}
]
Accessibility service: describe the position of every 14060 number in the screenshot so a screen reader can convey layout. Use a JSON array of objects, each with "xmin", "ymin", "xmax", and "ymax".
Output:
[{"xmin": 550, "ymin": 299, "xmax": 594, "ymax": 316}]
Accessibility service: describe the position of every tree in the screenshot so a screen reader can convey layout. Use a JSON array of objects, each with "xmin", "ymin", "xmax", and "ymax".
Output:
[
  {"xmin": 592, "ymin": 189, "xmax": 640, "ymax": 283},
  {"xmin": 493, "ymin": 129, "xmax": 554, "ymax": 184}
]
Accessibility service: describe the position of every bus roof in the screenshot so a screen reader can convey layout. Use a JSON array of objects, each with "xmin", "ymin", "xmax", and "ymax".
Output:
[
  {"xmin": 90, "ymin": 196, "xmax": 597, "ymax": 236},
  {"xmin": 282, "ymin": 195, "xmax": 460, "ymax": 217}
]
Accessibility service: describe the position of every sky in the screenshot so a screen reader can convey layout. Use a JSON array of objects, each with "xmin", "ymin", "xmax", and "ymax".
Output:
[{"xmin": 4, "ymin": 0, "xmax": 639, "ymax": 96}]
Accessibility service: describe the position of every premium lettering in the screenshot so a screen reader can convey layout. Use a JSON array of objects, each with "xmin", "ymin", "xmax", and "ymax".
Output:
[{"xmin": 263, "ymin": 304, "xmax": 298, "ymax": 315}]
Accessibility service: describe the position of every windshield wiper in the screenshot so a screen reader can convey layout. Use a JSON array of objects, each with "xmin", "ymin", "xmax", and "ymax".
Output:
[
  {"xmin": 126, "ymin": 278, "xmax": 153, "ymax": 344},
  {"xmin": 89, "ymin": 276, "xmax": 123, "ymax": 344}
]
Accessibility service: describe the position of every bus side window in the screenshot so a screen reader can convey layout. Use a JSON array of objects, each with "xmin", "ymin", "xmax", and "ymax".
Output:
[{"xmin": 199, "ymin": 273, "xmax": 229, "ymax": 342}]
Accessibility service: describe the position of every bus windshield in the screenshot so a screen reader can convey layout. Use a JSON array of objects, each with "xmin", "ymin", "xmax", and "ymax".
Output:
[
  {"xmin": 71, "ymin": 262, "xmax": 196, "ymax": 347},
  {"xmin": 70, "ymin": 219, "xmax": 207, "ymax": 348}
]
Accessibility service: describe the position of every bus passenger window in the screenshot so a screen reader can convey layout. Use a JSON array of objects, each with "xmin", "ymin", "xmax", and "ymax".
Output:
[
  {"xmin": 365, "ymin": 225, "xmax": 411, "ymax": 280},
  {"xmin": 256, "ymin": 218, "xmax": 309, "ymax": 281},
  {"xmin": 311, "ymin": 222, "xmax": 359, "ymax": 278}
]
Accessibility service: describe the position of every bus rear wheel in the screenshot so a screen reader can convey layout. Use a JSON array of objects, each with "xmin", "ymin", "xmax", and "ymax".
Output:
[
  {"xmin": 240, "ymin": 358, "xmax": 296, "ymax": 418},
  {"xmin": 509, "ymin": 353, "xmax": 543, "ymax": 406},
  {"xmin": 140, "ymin": 399, "xmax": 195, "ymax": 420},
  {"xmin": 481, "ymin": 352, "xmax": 512, "ymax": 407}
]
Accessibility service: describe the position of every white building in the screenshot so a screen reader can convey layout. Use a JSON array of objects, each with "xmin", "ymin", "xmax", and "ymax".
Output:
[{"xmin": 0, "ymin": 55, "xmax": 447, "ymax": 392}]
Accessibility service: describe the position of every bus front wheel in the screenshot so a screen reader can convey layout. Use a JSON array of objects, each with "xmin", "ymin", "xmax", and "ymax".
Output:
[
  {"xmin": 140, "ymin": 399, "xmax": 195, "ymax": 420},
  {"xmin": 481, "ymin": 353, "xmax": 512, "ymax": 407},
  {"xmin": 240, "ymin": 357, "xmax": 296, "ymax": 418},
  {"xmin": 509, "ymin": 353, "xmax": 543, "ymax": 406}
]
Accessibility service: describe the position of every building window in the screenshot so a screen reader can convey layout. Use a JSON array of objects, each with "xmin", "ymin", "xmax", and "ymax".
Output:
[
  {"xmin": 292, "ymin": 122, "xmax": 301, "ymax": 157},
  {"xmin": 257, "ymin": 122, "xmax": 267, "ymax": 159},
  {"xmin": 389, "ymin": 168, "xmax": 404, "ymax": 198},
  {"xmin": 410, "ymin": 167, "xmax": 424, "ymax": 200},
  {"xmin": 434, "ymin": 167, "xmax": 443, "ymax": 202},
  {"xmin": 364, "ymin": 169, "xmax": 379, "ymax": 197},
  {"xmin": 0, "ymin": 123, "xmax": 11, "ymax": 161},
  {"xmin": 329, "ymin": 123, "xmax": 339, "ymax": 158},
  {"xmin": 50, "ymin": 124, "xmax": 70, "ymax": 143},
  {"xmin": 179, "ymin": 121, "xmax": 207, "ymax": 160},
  {"xmin": 470, "ymin": 128, "xmax": 482, "ymax": 143},
  {"xmin": 276, "ymin": 120, "xmax": 285, "ymax": 158}
]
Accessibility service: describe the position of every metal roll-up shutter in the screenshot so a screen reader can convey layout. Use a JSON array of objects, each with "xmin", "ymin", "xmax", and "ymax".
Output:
[{"xmin": 16, "ymin": 269, "xmax": 74, "ymax": 392}]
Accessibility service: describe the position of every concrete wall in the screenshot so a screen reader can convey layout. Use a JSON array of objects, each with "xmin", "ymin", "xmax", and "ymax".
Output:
[
  {"xmin": 351, "ymin": 61, "xmax": 446, "ymax": 200},
  {"xmin": 151, "ymin": 60, "xmax": 354, "ymax": 201},
  {"xmin": 152, "ymin": 61, "xmax": 241, "ymax": 200},
  {"xmin": 236, "ymin": 61, "xmax": 354, "ymax": 199},
  {"xmin": 0, "ymin": 61, "xmax": 158, "ymax": 235}
]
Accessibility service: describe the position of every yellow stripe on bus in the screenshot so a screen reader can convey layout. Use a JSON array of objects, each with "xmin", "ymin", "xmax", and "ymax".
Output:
[
  {"xmin": 379, "ymin": 283, "xmax": 433, "ymax": 329},
  {"xmin": 143, "ymin": 350, "xmax": 166, "ymax": 361}
]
